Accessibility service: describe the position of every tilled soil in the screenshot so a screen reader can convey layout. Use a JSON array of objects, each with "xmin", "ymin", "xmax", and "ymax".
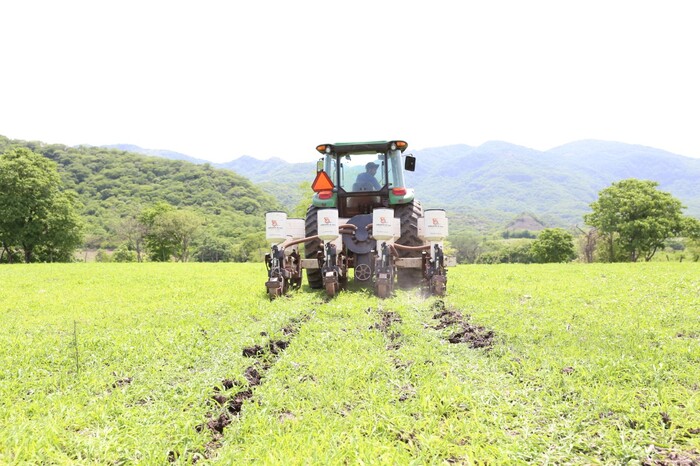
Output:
[
  {"xmin": 170, "ymin": 315, "xmax": 309, "ymax": 463},
  {"xmin": 431, "ymin": 300, "xmax": 495, "ymax": 349}
]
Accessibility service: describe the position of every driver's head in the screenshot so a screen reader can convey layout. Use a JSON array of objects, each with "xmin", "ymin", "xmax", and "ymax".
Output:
[{"xmin": 366, "ymin": 162, "xmax": 378, "ymax": 173}]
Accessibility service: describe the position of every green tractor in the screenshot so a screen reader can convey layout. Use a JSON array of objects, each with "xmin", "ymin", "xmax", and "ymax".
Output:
[{"xmin": 264, "ymin": 140, "xmax": 452, "ymax": 299}]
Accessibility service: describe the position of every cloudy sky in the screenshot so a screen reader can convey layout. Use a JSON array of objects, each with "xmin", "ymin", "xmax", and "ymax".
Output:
[{"xmin": 1, "ymin": 1, "xmax": 698, "ymax": 163}]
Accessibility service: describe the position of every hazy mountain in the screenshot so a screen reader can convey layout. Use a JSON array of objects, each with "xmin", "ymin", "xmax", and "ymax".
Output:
[
  {"xmin": 92, "ymin": 139, "xmax": 700, "ymax": 233},
  {"xmin": 101, "ymin": 144, "xmax": 211, "ymax": 165},
  {"xmin": 217, "ymin": 140, "xmax": 700, "ymax": 232}
]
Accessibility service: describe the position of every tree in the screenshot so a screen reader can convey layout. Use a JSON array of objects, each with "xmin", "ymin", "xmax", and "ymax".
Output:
[
  {"xmin": 232, "ymin": 233, "xmax": 268, "ymax": 262},
  {"xmin": 575, "ymin": 226, "xmax": 599, "ymax": 263},
  {"xmin": 140, "ymin": 202, "xmax": 177, "ymax": 261},
  {"xmin": 153, "ymin": 210, "xmax": 203, "ymax": 262},
  {"xmin": 112, "ymin": 244, "xmax": 137, "ymax": 262},
  {"xmin": 140, "ymin": 203, "xmax": 203, "ymax": 262},
  {"xmin": 450, "ymin": 233, "xmax": 484, "ymax": 264},
  {"xmin": 0, "ymin": 147, "xmax": 83, "ymax": 263},
  {"xmin": 195, "ymin": 234, "xmax": 233, "ymax": 262},
  {"xmin": 584, "ymin": 179, "xmax": 685, "ymax": 262},
  {"xmin": 476, "ymin": 240, "xmax": 535, "ymax": 264},
  {"xmin": 531, "ymin": 228, "xmax": 576, "ymax": 263},
  {"xmin": 33, "ymin": 191, "xmax": 84, "ymax": 262},
  {"xmin": 683, "ymin": 217, "xmax": 700, "ymax": 262},
  {"xmin": 116, "ymin": 215, "xmax": 147, "ymax": 262}
]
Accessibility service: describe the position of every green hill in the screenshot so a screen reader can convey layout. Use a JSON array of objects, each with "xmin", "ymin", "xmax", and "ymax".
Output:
[
  {"xmin": 221, "ymin": 140, "xmax": 700, "ymax": 233},
  {"xmin": 0, "ymin": 135, "xmax": 281, "ymax": 249},
  {"xmin": 4, "ymin": 134, "xmax": 698, "ymax": 246}
]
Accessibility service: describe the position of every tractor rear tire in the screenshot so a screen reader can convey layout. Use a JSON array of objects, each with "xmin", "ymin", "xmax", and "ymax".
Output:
[
  {"xmin": 394, "ymin": 200, "xmax": 425, "ymax": 289},
  {"xmin": 304, "ymin": 205, "xmax": 323, "ymax": 289}
]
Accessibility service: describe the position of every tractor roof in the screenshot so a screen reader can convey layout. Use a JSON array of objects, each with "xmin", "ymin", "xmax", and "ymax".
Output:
[{"xmin": 316, "ymin": 140, "xmax": 408, "ymax": 155}]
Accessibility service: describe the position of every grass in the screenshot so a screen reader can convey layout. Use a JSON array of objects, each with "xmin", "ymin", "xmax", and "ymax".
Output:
[{"xmin": 0, "ymin": 262, "xmax": 698, "ymax": 464}]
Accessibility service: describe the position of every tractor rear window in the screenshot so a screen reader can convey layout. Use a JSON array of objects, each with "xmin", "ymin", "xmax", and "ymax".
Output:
[{"xmin": 336, "ymin": 153, "xmax": 402, "ymax": 193}]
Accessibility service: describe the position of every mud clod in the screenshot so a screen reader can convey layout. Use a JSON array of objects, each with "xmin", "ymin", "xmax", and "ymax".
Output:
[
  {"xmin": 372, "ymin": 311, "xmax": 402, "ymax": 333},
  {"xmin": 447, "ymin": 325, "xmax": 494, "ymax": 348},
  {"xmin": 244, "ymin": 366, "xmax": 262, "ymax": 386},
  {"xmin": 242, "ymin": 345, "xmax": 265, "ymax": 358},
  {"xmin": 208, "ymin": 413, "xmax": 232, "ymax": 434},
  {"xmin": 431, "ymin": 302, "xmax": 495, "ymax": 350},
  {"xmin": 227, "ymin": 389, "xmax": 253, "ymax": 414},
  {"xmin": 661, "ymin": 412, "xmax": 672, "ymax": 429},
  {"xmin": 268, "ymin": 339, "xmax": 289, "ymax": 355},
  {"xmin": 433, "ymin": 310, "xmax": 463, "ymax": 329},
  {"xmin": 220, "ymin": 379, "xmax": 240, "ymax": 391}
]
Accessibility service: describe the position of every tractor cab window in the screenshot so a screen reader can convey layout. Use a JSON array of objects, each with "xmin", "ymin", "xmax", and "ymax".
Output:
[{"xmin": 334, "ymin": 153, "xmax": 389, "ymax": 193}]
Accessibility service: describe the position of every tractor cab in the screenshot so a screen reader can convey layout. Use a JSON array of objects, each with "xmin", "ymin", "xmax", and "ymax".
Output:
[
  {"xmin": 311, "ymin": 140, "xmax": 416, "ymax": 218},
  {"xmin": 263, "ymin": 138, "xmax": 453, "ymax": 300}
]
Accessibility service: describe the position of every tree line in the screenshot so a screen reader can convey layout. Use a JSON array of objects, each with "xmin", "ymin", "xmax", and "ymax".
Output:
[
  {"xmin": 450, "ymin": 179, "xmax": 700, "ymax": 264},
  {"xmin": 2, "ymin": 138, "xmax": 698, "ymax": 264},
  {"xmin": 0, "ymin": 136, "xmax": 283, "ymax": 263}
]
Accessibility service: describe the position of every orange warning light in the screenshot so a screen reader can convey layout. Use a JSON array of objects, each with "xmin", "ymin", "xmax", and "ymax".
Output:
[{"xmin": 311, "ymin": 170, "xmax": 334, "ymax": 192}]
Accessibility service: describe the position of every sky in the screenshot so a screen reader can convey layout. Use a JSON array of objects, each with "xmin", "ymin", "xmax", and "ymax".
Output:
[{"xmin": 1, "ymin": 1, "xmax": 699, "ymax": 163}]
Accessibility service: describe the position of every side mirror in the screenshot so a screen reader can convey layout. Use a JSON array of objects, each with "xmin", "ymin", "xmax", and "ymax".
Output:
[
  {"xmin": 316, "ymin": 159, "xmax": 324, "ymax": 172},
  {"xmin": 404, "ymin": 155, "xmax": 416, "ymax": 172}
]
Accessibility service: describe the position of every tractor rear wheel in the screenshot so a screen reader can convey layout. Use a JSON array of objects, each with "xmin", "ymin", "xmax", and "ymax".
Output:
[
  {"xmin": 304, "ymin": 205, "xmax": 323, "ymax": 289},
  {"xmin": 394, "ymin": 200, "xmax": 424, "ymax": 289}
]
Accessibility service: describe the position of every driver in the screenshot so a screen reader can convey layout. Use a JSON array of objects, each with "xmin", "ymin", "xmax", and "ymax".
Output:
[{"xmin": 355, "ymin": 162, "xmax": 382, "ymax": 191}]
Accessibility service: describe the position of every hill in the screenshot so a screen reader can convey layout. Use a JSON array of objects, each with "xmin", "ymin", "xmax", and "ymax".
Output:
[
  {"xmin": 101, "ymin": 144, "xmax": 211, "ymax": 165},
  {"xmin": 220, "ymin": 140, "xmax": 700, "ymax": 232},
  {"xmin": 0, "ymin": 135, "xmax": 281, "ymax": 248}
]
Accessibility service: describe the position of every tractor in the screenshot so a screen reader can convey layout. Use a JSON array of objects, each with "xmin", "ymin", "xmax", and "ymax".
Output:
[{"xmin": 264, "ymin": 140, "xmax": 453, "ymax": 299}]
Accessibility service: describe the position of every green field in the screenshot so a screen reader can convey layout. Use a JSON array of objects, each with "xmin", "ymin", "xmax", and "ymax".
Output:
[{"xmin": 1, "ymin": 263, "xmax": 699, "ymax": 465}]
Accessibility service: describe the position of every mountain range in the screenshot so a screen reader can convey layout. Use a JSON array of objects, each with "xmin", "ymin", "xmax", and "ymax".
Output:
[{"xmin": 108, "ymin": 140, "xmax": 700, "ymax": 233}]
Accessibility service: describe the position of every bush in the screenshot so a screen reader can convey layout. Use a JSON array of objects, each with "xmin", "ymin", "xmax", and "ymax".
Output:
[
  {"xmin": 112, "ymin": 244, "xmax": 137, "ymax": 262},
  {"xmin": 95, "ymin": 249, "xmax": 112, "ymax": 262}
]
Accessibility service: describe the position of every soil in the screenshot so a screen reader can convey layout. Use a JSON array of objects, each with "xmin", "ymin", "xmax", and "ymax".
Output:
[
  {"xmin": 643, "ymin": 446, "xmax": 700, "ymax": 466},
  {"xmin": 371, "ymin": 310, "xmax": 402, "ymax": 333},
  {"xmin": 242, "ymin": 345, "xmax": 265, "ymax": 358},
  {"xmin": 431, "ymin": 300, "xmax": 495, "ymax": 350},
  {"xmin": 183, "ymin": 314, "xmax": 309, "ymax": 462}
]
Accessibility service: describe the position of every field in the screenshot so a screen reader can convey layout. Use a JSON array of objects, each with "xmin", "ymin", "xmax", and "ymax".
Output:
[{"xmin": 1, "ymin": 263, "xmax": 699, "ymax": 465}]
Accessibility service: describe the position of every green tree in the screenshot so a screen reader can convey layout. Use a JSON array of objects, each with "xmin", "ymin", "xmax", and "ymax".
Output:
[
  {"xmin": 0, "ymin": 147, "xmax": 83, "ymax": 263},
  {"xmin": 531, "ymin": 228, "xmax": 576, "ymax": 263},
  {"xmin": 476, "ymin": 240, "xmax": 535, "ymax": 264},
  {"xmin": 112, "ymin": 244, "xmax": 137, "ymax": 262},
  {"xmin": 116, "ymin": 214, "xmax": 147, "ymax": 262},
  {"xmin": 683, "ymin": 217, "xmax": 700, "ymax": 261},
  {"xmin": 585, "ymin": 179, "xmax": 685, "ymax": 262},
  {"xmin": 232, "ymin": 233, "xmax": 268, "ymax": 262},
  {"xmin": 450, "ymin": 233, "xmax": 483, "ymax": 264},
  {"xmin": 140, "ymin": 202, "xmax": 177, "ymax": 261},
  {"xmin": 195, "ymin": 234, "xmax": 233, "ymax": 262},
  {"xmin": 152, "ymin": 210, "xmax": 203, "ymax": 262}
]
